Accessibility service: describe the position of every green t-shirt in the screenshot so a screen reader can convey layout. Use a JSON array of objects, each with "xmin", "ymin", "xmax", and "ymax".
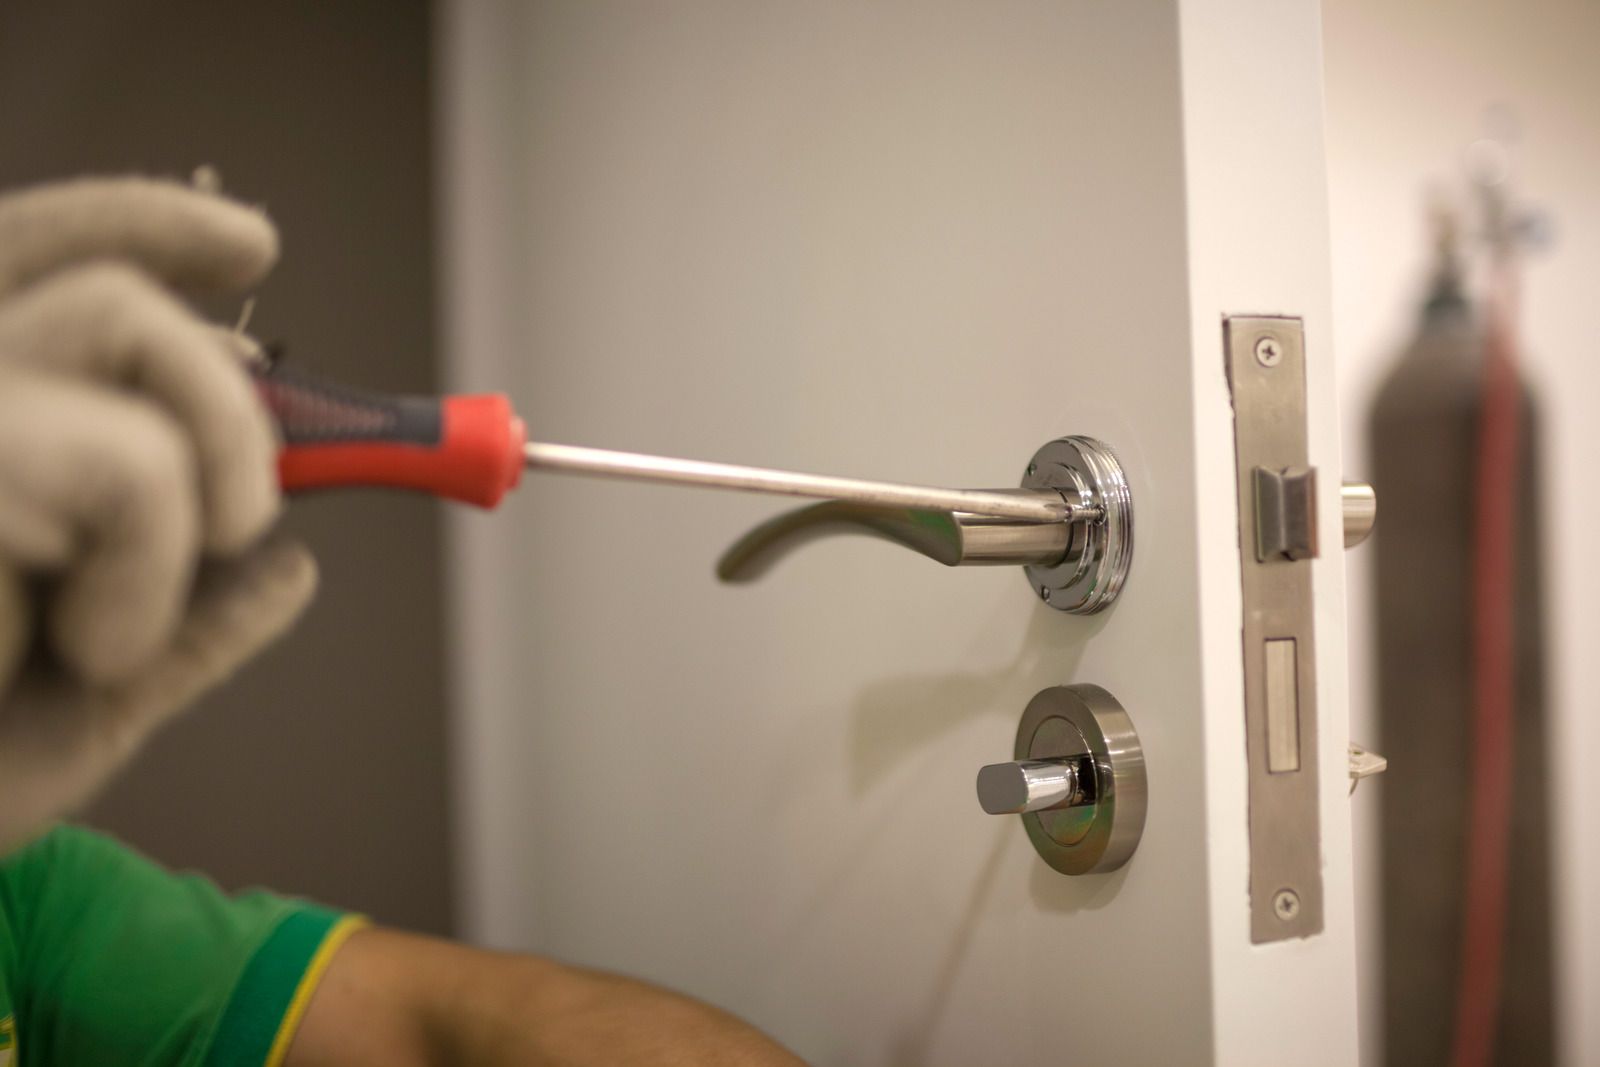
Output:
[{"xmin": 0, "ymin": 826, "xmax": 362, "ymax": 1067}]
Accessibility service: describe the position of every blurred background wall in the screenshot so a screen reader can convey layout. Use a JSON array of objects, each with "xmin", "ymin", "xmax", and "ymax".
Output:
[
  {"xmin": 1321, "ymin": 1, "xmax": 1600, "ymax": 1063},
  {"xmin": 0, "ymin": 0, "xmax": 455, "ymax": 934}
]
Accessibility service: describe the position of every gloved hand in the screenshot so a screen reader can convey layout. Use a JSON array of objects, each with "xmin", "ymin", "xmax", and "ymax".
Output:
[{"xmin": 0, "ymin": 176, "xmax": 317, "ymax": 852}]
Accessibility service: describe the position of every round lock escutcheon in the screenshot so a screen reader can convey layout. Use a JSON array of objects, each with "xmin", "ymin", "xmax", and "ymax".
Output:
[
  {"xmin": 1021, "ymin": 437, "xmax": 1133, "ymax": 614},
  {"xmin": 978, "ymin": 684, "xmax": 1147, "ymax": 876}
]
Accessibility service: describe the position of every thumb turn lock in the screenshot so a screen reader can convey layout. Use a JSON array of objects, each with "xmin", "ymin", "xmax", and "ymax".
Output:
[{"xmin": 977, "ymin": 684, "xmax": 1148, "ymax": 875}]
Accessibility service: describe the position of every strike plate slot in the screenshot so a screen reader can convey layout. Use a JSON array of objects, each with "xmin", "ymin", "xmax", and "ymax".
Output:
[{"xmin": 1226, "ymin": 316, "xmax": 1323, "ymax": 943}]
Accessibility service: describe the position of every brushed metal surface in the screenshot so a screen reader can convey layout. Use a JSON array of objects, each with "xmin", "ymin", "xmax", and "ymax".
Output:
[
  {"xmin": 1226, "ymin": 315, "xmax": 1324, "ymax": 942},
  {"xmin": 1265, "ymin": 638, "xmax": 1302, "ymax": 774}
]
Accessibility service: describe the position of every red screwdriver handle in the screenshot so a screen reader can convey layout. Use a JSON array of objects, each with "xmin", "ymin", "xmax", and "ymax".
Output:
[{"xmin": 253, "ymin": 363, "xmax": 526, "ymax": 508}]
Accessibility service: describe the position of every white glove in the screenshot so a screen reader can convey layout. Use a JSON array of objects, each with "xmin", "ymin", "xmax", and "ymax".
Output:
[{"xmin": 0, "ymin": 176, "xmax": 317, "ymax": 852}]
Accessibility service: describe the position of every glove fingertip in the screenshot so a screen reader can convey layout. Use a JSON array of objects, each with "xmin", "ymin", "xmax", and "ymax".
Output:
[
  {"xmin": 231, "ymin": 535, "xmax": 319, "ymax": 622},
  {"xmin": 131, "ymin": 175, "xmax": 281, "ymax": 288},
  {"xmin": 0, "ymin": 176, "xmax": 283, "ymax": 297},
  {"xmin": 204, "ymin": 472, "xmax": 283, "ymax": 556},
  {"xmin": 205, "ymin": 199, "xmax": 279, "ymax": 290},
  {"xmin": 126, "ymin": 537, "xmax": 312, "ymax": 719},
  {"xmin": 188, "ymin": 535, "xmax": 319, "ymax": 665}
]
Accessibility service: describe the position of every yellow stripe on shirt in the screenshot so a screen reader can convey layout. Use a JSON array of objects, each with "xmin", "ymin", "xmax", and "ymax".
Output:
[{"xmin": 264, "ymin": 916, "xmax": 369, "ymax": 1067}]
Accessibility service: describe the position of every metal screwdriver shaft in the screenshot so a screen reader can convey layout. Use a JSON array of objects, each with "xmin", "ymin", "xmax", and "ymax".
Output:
[
  {"xmin": 521, "ymin": 442, "xmax": 1094, "ymax": 522},
  {"xmin": 254, "ymin": 361, "xmax": 1106, "ymax": 523}
]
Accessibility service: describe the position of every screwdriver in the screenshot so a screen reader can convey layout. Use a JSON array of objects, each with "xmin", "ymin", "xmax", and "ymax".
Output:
[{"xmin": 254, "ymin": 361, "xmax": 1093, "ymax": 523}]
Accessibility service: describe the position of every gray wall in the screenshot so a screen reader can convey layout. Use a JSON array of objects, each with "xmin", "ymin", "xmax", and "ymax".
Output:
[{"xmin": 0, "ymin": 0, "xmax": 453, "ymax": 934}]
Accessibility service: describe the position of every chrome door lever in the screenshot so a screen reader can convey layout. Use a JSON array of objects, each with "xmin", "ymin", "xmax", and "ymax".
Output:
[
  {"xmin": 716, "ymin": 492, "xmax": 1073, "ymax": 580},
  {"xmin": 713, "ymin": 436, "xmax": 1133, "ymax": 614}
]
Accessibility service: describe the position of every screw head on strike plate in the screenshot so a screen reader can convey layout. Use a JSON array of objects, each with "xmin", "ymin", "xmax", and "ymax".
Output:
[
  {"xmin": 1039, "ymin": 586, "xmax": 1051, "ymax": 602},
  {"xmin": 1254, "ymin": 336, "xmax": 1283, "ymax": 367},
  {"xmin": 1272, "ymin": 888, "xmax": 1301, "ymax": 921}
]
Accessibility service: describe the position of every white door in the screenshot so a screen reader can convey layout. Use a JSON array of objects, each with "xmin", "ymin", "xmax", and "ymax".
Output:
[{"xmin": 438, "ymin": 2, "xmax": 1359, "ymax": 1064}]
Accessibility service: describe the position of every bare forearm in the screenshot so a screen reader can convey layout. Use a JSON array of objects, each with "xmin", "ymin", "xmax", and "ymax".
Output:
[
  {"xmin": 439, "ymin": 953, "xmax": 806, "ymax": 1067},
  {"xmin": 289, "ymin": 928, "xmax": 807, "ymax": 1067}
]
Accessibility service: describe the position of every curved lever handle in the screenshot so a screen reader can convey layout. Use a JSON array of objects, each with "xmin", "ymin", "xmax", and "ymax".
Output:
[
  {"xmin": 716, "ymin": 435, "xmax": 1132, "ymax": 615},
  {"xmin": 716, "ymin": 492, "xmax": 1074, "ymax": 583}
]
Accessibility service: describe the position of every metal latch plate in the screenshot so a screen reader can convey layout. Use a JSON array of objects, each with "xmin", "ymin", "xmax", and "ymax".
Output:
[{"xmin": 1226, "ymin": 316, "xmax": 1323, "ymax": 943}]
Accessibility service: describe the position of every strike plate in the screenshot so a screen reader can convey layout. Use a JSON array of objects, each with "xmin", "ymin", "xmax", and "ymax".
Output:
[{"xmin": 1226, "ymin": 316, "xmax": 1323, "ymax": 943}]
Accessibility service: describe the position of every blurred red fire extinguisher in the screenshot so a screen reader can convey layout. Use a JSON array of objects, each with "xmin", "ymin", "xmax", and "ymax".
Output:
[{"xmin": 1371, "ymin": 152, "xmax": 1552, "ymax": 1067}]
